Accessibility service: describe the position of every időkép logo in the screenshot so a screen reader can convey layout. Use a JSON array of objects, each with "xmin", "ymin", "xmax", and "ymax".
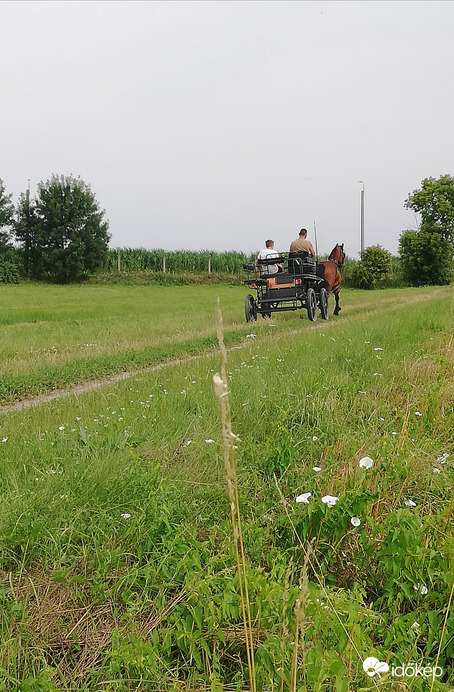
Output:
[{"xmin": 363, "ymin": 656, "xmax": 442, "ymax": 679}]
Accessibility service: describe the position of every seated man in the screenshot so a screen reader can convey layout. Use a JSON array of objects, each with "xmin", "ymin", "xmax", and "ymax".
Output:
[
  {"xmin": 289, "ymin": 228, "xmax": 315, "ymax": 257},
  {"xmin": 255, "ymin": 239, "xmax": 283, "ymax": 275}
]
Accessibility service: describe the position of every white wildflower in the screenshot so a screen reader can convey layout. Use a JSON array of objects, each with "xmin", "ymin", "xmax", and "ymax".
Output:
[
  {"xmin": 374, "ymin": 347, "xmax": 383, "ymax": 351},
  {"xmin": 359, "ymin": 456, "xmax": 374, "ymax": 469},
  {"xmin": 120, "ymin": 513, "xmax": 131, "ymax": 519},
  {"xmin": 321, "ymin": 495, "xmax": 339, "ymax": 507},
  {"xmin": 433, "ymin": 467, "xmax": 441, "ymax": 474},
  {"xmin": 205, "ymin": 439, "xmax": 215, "ymax": 444},
  {"xmin": 312, "ymin": 436, "xmax": 318, "ymax": 441},
  {"xmin": 296, "ymin": 492, "xmax": 312, "ymax": 504},
  {"xmin": 350, "ymin": 516, "xmax": 361, "ymax": 527},
  {"xmin": 312, "ymin": 466, "xmax": 322, "ymax": 472},
  {"xmin": 413, "ymin": 583, "xmax": 428, "ymax": 595},
  {"xmin": 415, "ymin": 411, "xmax": 422, "ymax": 417},
  {"xmin": 437, "ymin": 453, "xmax": 449, "ymax": 464},
  {"xmin": 404, "ymin": 499, "xmax": 417, "ymax": 507}
]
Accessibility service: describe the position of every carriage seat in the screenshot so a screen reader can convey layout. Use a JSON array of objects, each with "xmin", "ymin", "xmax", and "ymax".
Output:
[
  {"xmin": 288, "ymin": 251, "xmax": 309, "ymax": 275},
  {"xmin": 256, "ymin": 256, "xmax": 286, "ymax": 277}
]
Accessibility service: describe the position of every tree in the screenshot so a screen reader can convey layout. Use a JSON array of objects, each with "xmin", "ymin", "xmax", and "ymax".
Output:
[
  {"xmin": 14, "ymin": 189, "xmax": 39, "ymax": 277},
  {"xmin": 405, "ymin": 175, "xmax": 454, "ymax": 244},
  {"xmin": 400, "ymin": 175, "xmax": 454, "ymax": 286},
  {"xmin": 349, "ymin": 245, "xmax": 392, "ymax": 289},
  {"xmin": 399, "ymin": 230, "xmax": 452, "ymax": 286},
  {"xmin": 0, "ymin": 178, "xmax": 14, "ymax": 251},
  {"xmin": 14, "ymin": 175, "xmax": 110, "ymax": 282},
  {"xmin": 0, "ymin": 178, "xmax": 21, "ymax": 283}
]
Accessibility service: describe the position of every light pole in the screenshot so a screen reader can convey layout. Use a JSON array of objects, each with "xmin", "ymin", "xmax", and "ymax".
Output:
[{"xmin": 359, "ymin": 180, "xmax": 365, "ymax": 256}]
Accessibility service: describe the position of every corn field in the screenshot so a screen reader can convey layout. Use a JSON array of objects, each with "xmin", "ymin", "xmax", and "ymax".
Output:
[{"xmin": 104, "ymin": 248, "xmax": 257, "ymax": 274}]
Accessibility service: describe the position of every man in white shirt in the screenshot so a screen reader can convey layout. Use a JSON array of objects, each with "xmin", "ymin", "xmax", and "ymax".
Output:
[{"xmin": 255, "ymin": 239, "xmax": 283, "ymax": 275}]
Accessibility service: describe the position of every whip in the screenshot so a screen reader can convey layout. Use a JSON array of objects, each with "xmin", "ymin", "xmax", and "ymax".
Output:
[{"xmin": 313, "ymin": 221, "xmax": 318, "ymax": 260}]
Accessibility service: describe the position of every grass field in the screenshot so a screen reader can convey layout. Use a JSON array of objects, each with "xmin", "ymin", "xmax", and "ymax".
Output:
[{"xmin": 0, "ymin": 283, "xmax": 453, "ymax": 691}]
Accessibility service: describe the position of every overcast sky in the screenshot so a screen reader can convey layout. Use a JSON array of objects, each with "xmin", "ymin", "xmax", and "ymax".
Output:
[{"xmin": 2, "ymin": 0, "xmax": 453, "ymax": 258}]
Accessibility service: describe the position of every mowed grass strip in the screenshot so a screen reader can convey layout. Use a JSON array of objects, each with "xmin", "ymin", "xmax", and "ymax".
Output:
[{"xmin": 0, "ymin": 288, "xmax": 453, "ymax": 689}]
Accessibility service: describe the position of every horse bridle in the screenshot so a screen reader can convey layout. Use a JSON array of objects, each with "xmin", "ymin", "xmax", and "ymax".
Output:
[{"xmin": 329, "ymin": 245, "xmax": 345, "ymax": 269}]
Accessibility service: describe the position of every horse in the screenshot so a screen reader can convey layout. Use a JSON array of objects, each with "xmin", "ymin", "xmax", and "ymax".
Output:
[{"xmin": 317, "ymin": 244, "xmax": 345, "ymax": 315}]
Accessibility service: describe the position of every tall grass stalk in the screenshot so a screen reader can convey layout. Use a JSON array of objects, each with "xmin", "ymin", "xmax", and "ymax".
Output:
[
  {"xmin": 291, "ymin": 546, "xmax": 311, "ymax": 692},
  {"xmin": 273, "ymin": 475, "xmax": 382, "ymax": 691},
  {"xmin": 213, "ymin": 301, "xmax": 256, "ymax": 692},
  {"xmin": 430, "ymin": 577, "xmax": 454, "ymax": 692}
]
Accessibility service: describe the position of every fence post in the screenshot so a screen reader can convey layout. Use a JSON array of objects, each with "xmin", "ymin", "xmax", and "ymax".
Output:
[
  {"xmin": 117, "ymin": 249, "xmax": 121, "ymax": 272},
  {"xmin": 163, "ymin": 253, "xmax": 166, "ymax": 273},
  {"xmin": 208, "ymin": 255, "xmax": 211, "ymax": 274}
]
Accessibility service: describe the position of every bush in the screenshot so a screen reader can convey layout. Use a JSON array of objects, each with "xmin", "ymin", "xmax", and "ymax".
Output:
[
  {"xmin": 0, "ymin": 257, "xmax": 20, "ymax": 283},
  {"xmin": 399, "ymin": 229, "xmax": 453, "ymax": 286},
  {"xmin": 347, "ymin": 245, "xmax": 393, "ymax": 289}
]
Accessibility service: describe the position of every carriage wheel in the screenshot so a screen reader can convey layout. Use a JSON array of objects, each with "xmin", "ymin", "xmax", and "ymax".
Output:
[
  {"xmin": 245, "ymin": 294, "xmax": 257, "ymax": 323},
  {"xmin": 319, "ymin": 287, "xmax": 329, "ymax": 320},
  {"xmin": 306, "ymin": 288, "xmax": 317, "ymax": 322}
]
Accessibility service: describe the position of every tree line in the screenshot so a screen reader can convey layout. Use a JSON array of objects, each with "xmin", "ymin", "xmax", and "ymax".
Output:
[
  {"xmin": 0, "ymin": 175, "xmax": 110, "ymax": 283},
  {"xmin": 1, "ymin": 174, "xmax": 453, "ymax": 285}
]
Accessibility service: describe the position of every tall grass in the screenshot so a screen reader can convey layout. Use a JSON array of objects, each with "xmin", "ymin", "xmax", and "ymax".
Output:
[
  {"xmin": 0, "ymin": 285, "xmax": 453, "ymax": 689},
  {"xmin": 213, "ymin": 303, "xmax": 256, "ymax": 692}
]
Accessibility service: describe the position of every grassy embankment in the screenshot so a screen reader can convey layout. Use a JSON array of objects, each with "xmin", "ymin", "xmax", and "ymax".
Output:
[{"xmin": 0, "ymin": 283, "xmax": 453, "ymax": 690}]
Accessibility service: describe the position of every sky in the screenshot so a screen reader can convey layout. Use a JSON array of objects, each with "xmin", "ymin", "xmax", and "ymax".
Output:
[{"xmin": 1, "ymin": 0, "xmax": 453, "ymax": 259}]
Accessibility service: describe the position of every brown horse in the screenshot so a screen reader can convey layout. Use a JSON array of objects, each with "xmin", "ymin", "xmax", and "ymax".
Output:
[{"xmin": 317, "ymin": 244, "xmax": 345, "ymax": 315}]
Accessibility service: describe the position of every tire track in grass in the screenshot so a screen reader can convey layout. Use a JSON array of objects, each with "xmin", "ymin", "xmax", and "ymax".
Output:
[{"xmin": 0, "ymin": 352, "xmax": 214, "ymax": 414}]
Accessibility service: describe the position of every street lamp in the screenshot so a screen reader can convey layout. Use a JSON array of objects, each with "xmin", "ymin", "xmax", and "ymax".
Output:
[{"xmin": 359, "ymin": 181, "xmax": 365, "ymax": 256}]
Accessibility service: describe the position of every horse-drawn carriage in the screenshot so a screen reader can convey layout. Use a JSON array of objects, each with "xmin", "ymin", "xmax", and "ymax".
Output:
[{"xmin": 242, "ymin": 244, "xmax": 345, "ymax": 323}]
